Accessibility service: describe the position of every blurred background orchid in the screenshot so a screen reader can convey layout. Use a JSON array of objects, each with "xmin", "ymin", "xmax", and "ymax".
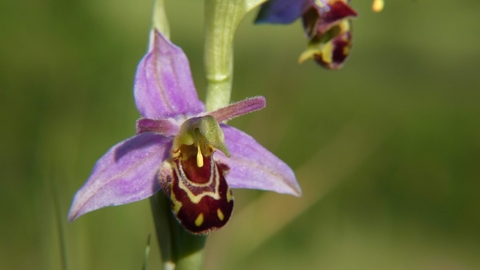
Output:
[
  {"xmin": 1, "ymin": 0, "xmax": 480, "ymax": 269},
  {"xmin": 256, "ymin": 0, "xmax": 359, "ymax": 69}
]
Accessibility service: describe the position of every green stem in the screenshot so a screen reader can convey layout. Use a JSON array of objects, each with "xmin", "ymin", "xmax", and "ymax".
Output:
[
  {"xmin": 150, "ymin": 192, "xmax": 207, "ymax": 270},
  {"xmin": 204, "ymin": 0, "xmax": 237, "ymax": 111},
  {"xmin": 204, "ymin": 0, "xmax": 266, "ymax": 111}
]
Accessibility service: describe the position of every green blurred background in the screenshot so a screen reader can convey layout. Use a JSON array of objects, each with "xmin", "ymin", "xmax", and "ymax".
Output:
[{"xmin": 1, "ymin": 0, "xmax": 480, "ymax": 269}]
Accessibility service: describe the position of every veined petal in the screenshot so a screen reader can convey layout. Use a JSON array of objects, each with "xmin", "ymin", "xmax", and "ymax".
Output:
[
  {"xmin": 255, "ymin": 0, "xmax": 312, "ymax": 24},
  {"xmin": 68, "ymin": 133, "xmax": 172, "ymax": 221},
  {"xmin": 134, "ymin": 30, "xmax": 205, "ymax": 119},
  {"xmin": 215, "ymin": 125, "xmax": 301, "ymax": 196}
]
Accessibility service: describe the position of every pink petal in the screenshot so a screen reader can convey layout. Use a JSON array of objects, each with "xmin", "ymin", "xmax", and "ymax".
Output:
[{"xmin": 208, "ymin": 96, "xmax": 266, "ymax": 123}]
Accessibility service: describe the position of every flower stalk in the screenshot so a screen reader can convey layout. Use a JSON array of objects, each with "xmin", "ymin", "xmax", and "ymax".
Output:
[
  {"xmin": 203, "ymin": 0, "xmax": 266, "ymax": 111},
  {"xmin": 150, "ymin": 192, "xmax": 206, "ymax": 270}
]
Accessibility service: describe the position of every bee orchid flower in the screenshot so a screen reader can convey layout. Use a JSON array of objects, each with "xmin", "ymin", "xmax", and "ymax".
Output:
[
  {"xmin": 68, "ymin": 30, "xmax": 301, "ymax": 234},
  {"xmin": 255, "ymin": 0, "xmax": 358, "ymax": 69}
]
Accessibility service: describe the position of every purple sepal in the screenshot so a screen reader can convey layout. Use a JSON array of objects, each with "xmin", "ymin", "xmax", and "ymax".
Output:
[
  {"xmin": 134, "ymin": 30, "xmax": 205, "ymax": 119},
  {"xmin": 215, "ymin": 125, "xmax": 301, "ymax": 196},
  {"xmin": 68, "ymin": 133, "xmax": 172, "ymax": 221},
  {"xmin": 255, "ymin": 0, "xmax": 311, "ymax": 24}
]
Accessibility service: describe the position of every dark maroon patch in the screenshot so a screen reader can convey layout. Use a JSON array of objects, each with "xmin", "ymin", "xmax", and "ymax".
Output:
[
  {"xmin": 171, "ymin": 155, "xmax": 234, "ymax": 234},
  {"xmin": 180, "ymin": 154, "xmax": 212, "ymax": 184},
  {"xmin": 315, "ymin": 30, "xmax": 352, "ymax": 70}
]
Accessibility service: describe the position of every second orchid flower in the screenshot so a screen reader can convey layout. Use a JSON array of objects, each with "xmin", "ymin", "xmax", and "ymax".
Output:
[{"xmin": 256, "ymin": 0, "xmax": 358, "ymax": 70}]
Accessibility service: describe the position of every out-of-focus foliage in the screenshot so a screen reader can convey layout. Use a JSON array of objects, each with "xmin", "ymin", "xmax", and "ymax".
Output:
[{"xmin": 1, "ymin": 1, "xmax": 479, "ymax": 269}]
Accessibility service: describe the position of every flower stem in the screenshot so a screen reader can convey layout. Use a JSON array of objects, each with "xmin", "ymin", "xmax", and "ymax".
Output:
[
  {"xmin": 150, "ymin": 192, "xmax": 207, "ymax": 270},
  {"xmin": 203, "ymin": 0, "xmax": 266, "ymax": 111}
]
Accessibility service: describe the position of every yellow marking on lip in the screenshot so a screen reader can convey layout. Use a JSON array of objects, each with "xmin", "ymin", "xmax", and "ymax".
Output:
[
  {"xmin": 171, "ymin": 191, "xmax": 182, "ymax": 214},
  {"xmin": 217, "ymin": 209, "xmax": 224, "ymax": 221},
  {"xmin": 226, "ymin": 188, "xmax": 233, "ymax": 202},
  {"xmin": 175, "ymin": 157, "xmax": 221, "ymax": 203},
  {"xmin": 195, "ymin": 213, "xmax": 204, "ymax": 227}
]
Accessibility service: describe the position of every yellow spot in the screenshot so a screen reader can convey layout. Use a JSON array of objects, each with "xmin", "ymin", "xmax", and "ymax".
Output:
[
  {"xmin": 195, "ymin": 213, "xmax": 204, "ymax": 227},
  {"xmin": 171, "ymin": 191, "xmax": 182, "ymax": 214},
  {"xmin": 196, "ymin": 144, "xmax": 204, "ymax": 167},
  {"xmin": 217, "ymin": 209, "xmax": 224, "ymax": 221},
  {"xmin": 321, "ymin": 42, "xmax": 334, "ymax": 64},
  {"xmin": 298, "ymin": 49, "xmax": 316, "ymax": 64},
  {"xmin": 226, "ymin": 188, "xmax": 233, "ymax": 202},
  {"xmin": 372, "ymin": 0, "xmax": 384, "ymax": 12}
]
